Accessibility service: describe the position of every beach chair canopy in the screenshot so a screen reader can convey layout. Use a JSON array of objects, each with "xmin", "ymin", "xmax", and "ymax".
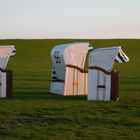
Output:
[
  {"xmin": 51, "ymin": 42, "xmax": 92, "ymax": 80},
  {"xmin": 0, "ymin": 45, "xmax": 16, "ymax": 69},
  {"xmin": 89, "ymin": 47, "xmax": 129, "ymax": 71}
]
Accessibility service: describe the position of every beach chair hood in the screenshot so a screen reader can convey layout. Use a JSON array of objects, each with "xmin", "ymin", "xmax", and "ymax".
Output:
[
  {"xmin": 0, "ymin": 45, "xmax": 16, "ymax": 69},
  {"xmin": 89, "ymin": 47, "xmax": 129, "ymax": 71}
]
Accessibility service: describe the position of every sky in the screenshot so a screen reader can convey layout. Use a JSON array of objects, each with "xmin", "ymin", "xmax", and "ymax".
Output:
[{"xmin": 0, "ymin": 0, "xmax": 140, "ymax": 39}]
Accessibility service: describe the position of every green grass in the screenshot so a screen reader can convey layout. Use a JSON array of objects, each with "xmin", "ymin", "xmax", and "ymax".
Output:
[{"xmin": 0, "ymin": 39, "xmax": 139, "ymax": 140}]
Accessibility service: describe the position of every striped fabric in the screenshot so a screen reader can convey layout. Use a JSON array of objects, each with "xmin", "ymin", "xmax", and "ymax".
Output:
[
  {"xmin": 11, "ymin": 48, "xmax": 16, "ymax": 57},
  {"xmin": 115, "ymin": 49, "xmax": 129, "ymax": 63}
]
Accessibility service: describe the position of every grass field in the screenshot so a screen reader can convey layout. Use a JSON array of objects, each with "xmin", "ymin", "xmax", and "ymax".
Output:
[{"xmin": 0, "ymin": 39, "xmax": 139, "ymax": 140}]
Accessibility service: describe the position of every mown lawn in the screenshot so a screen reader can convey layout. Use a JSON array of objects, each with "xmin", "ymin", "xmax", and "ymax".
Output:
[{"xmin": 0, "ymin": 39, "xmax": 139, "ymax": 140}]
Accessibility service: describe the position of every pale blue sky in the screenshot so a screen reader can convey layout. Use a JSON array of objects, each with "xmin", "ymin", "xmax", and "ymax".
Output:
[{"xmin": 0, "ymin": 0, "xmax": 140, "ymax": 39}]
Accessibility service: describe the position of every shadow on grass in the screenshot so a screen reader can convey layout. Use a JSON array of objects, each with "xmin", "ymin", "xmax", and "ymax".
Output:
[{"xmin": 7, "ymin": 90, "xmax": 87, "ymax": 101}]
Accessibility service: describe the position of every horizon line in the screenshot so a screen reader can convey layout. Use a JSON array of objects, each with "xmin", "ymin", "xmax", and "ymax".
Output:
[{"xmin": 0, "ymin": 37, "xmax": 140, "ymax": 40}]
